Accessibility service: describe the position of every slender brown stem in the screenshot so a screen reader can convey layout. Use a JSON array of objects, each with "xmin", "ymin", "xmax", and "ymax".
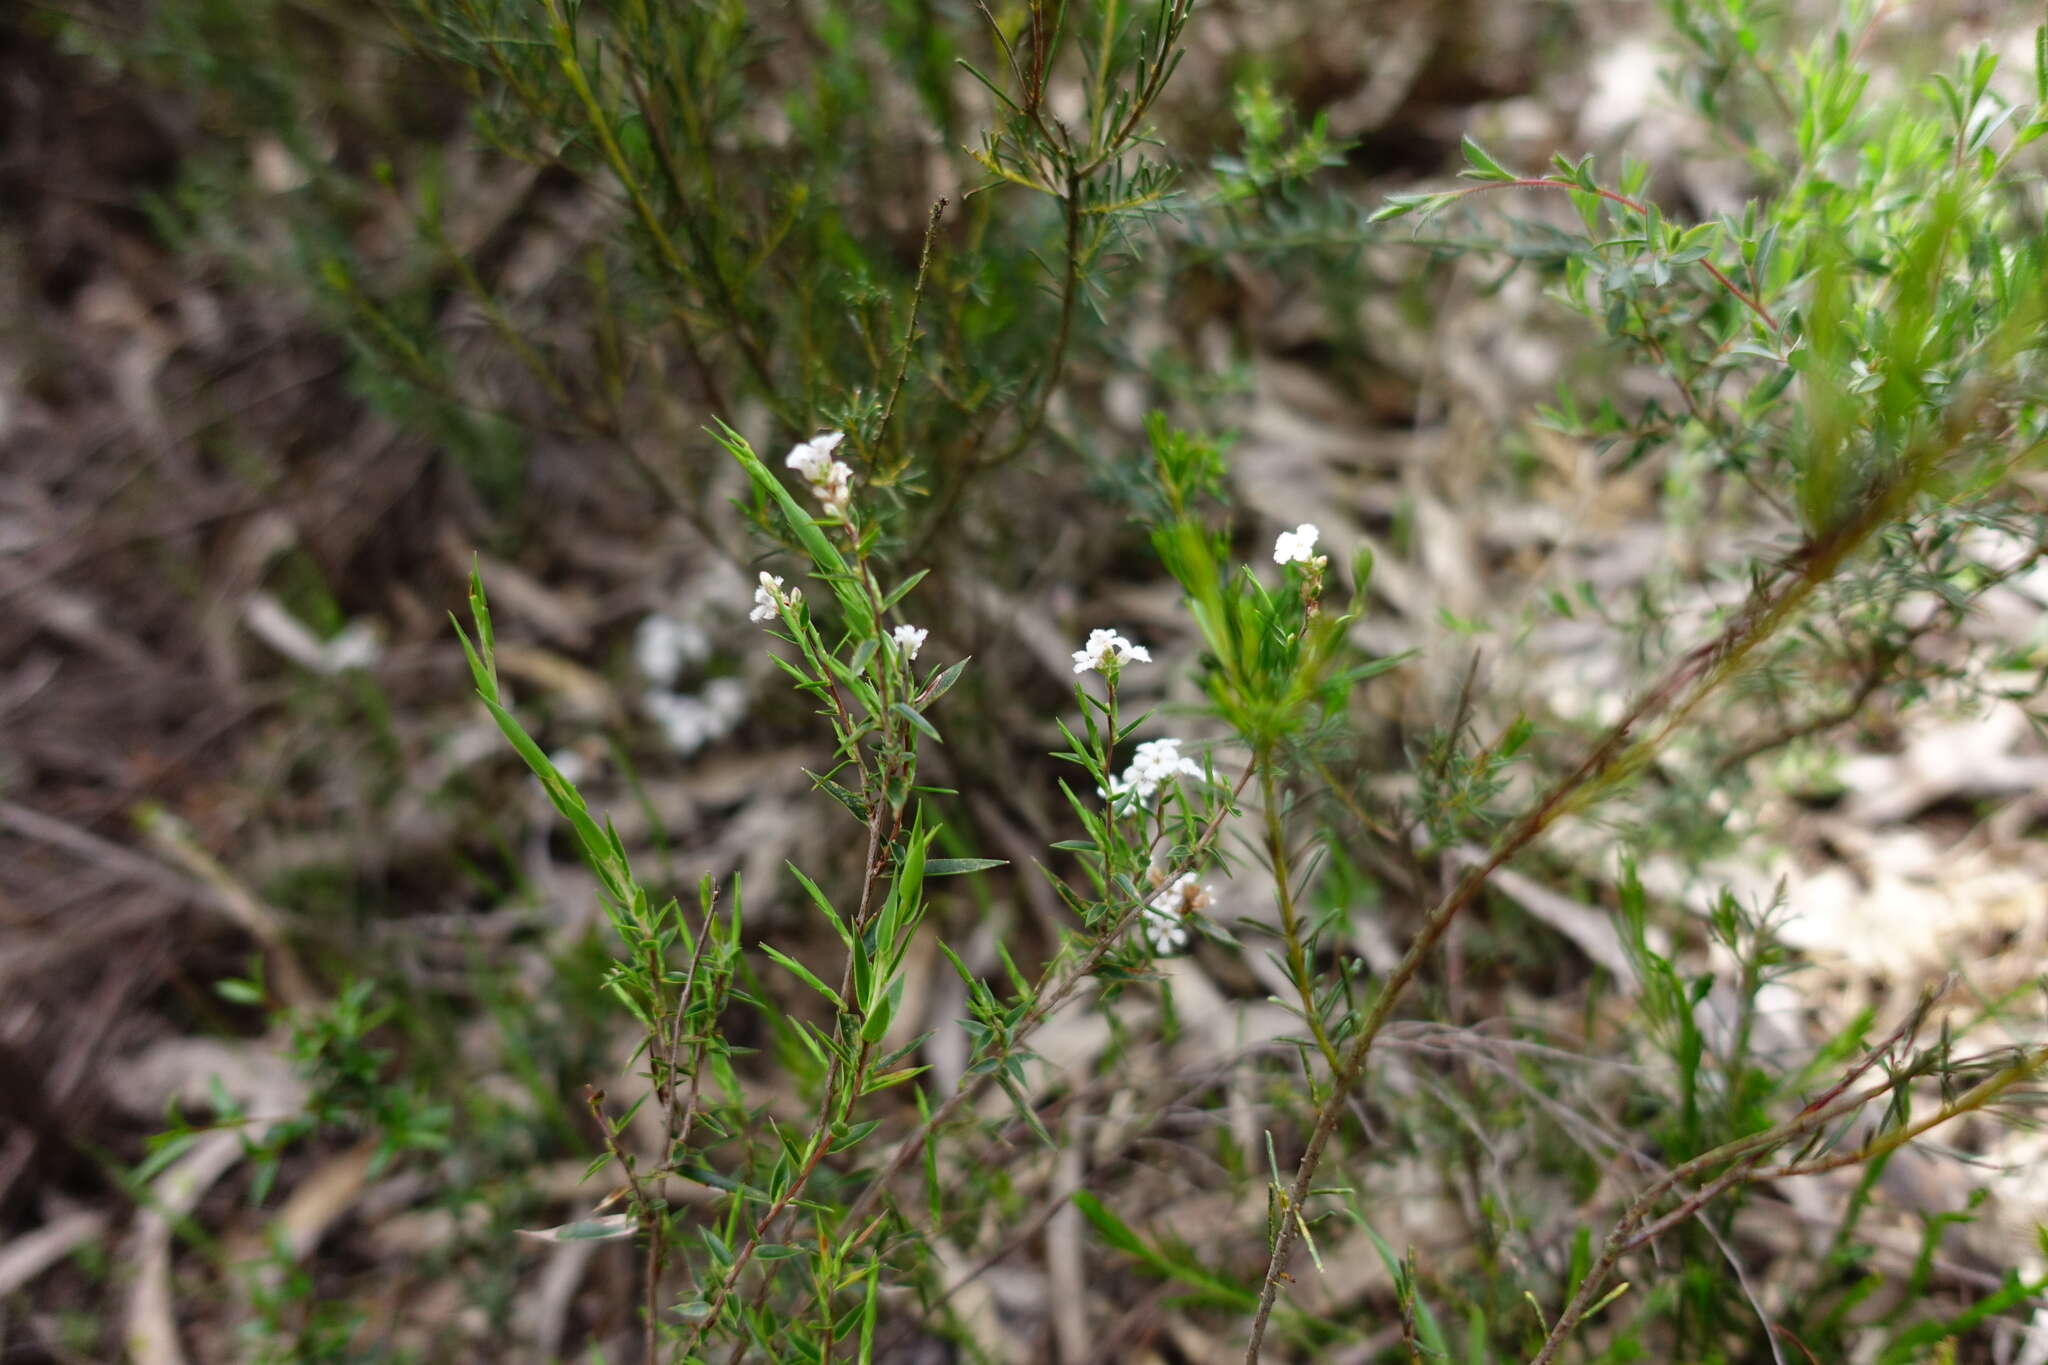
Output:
[
  {"xmin": 1753, "ymin": 1044, "xmax": 2048, "ymax": 1180},
  {"xmin": 678, "ymin": 909, "xmax": 883, "ymax": 1358},
  {"xmin": 875, "ymin": 199, "xmax": 949, "ymax": 457}
]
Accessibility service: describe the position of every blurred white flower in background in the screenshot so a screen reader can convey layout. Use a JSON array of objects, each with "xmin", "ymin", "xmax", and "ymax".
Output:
[
  {"xmin": 323, "ymin": 622, "xmax": 383, "ymax": 673},
  {"xmin": 642, "ymin": 677, "xmax": 749, "ymax": 755},
  {"xmin": 634, "ymin": 612, "xmax": 709, "ymax": 687}
]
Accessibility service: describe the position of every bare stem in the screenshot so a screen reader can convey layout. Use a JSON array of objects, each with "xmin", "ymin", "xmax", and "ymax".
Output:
[{"xmin": 875, "ymin": 199, "xmax": 950, "ymax": 455}]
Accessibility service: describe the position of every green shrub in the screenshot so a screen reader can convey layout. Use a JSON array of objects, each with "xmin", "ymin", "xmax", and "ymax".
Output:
[{"xmin": 99, "ymin": 0, "xmax": 2048, "ymax": 1359}]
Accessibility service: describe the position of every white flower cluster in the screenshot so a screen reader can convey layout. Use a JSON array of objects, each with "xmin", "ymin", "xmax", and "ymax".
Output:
[
  {"xmin": 1141, "ymin": 871, "xmax": 1213, "ymax": 955},
  {"xmin": 1071, "ymin": 628, "xmax": 1152, "ymax": 675},
  {"xmin": 749, "ymin": 572, "xmax": 801, "ymax": 624},
  {"xmin": 786, "ymin": 431, "xmax": 853, "ymax": 516},
  {"xmin": 891, "ymin": 623, "xmax": 928, "ymax": 661},
  {"xmin": 628, "ymin": 604, "xmax": 751, "ymax": 756},
  {"xmin": 1106, "ymin": 737, "xmax": 1206, "ymax": 806},
  {"xmin": 1273, "ymin": 522, "xmax": 1321, "ymax": 566}
]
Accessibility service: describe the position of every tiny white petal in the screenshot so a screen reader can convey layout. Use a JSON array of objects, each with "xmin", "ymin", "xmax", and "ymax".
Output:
[
  {"xmin": 1273, "ymin": 523, "xmax": 1321, "ymax": 565},
  {"xmin": 785, "ymin": 432, "xmax": 846, "ymax": 483},
  {"xmin": 891, "ymin": 624, "xmax": 928, "ymax": 661},
  {"xmin": 1071, "ymin": 627, "xmax": 1151, "ymax": 674},
  {"xmin": 1105, "ymin": 737, "xmax": 1210, "ymax": 808},
  {"xmin": 750, "ymin": 573, "xmax": 787, "ymax": 623}
]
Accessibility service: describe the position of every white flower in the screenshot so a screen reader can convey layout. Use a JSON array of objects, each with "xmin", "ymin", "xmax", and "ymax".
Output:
[
  {"xmin": 1071, "ymin": 628, "xmax": 1153, "ymax": 674},
  {"xmin": 1106, "ymin": 737, "xmax": 1206, "ymax": 806},
  {"xmin": 891, "ymin": 624, "xmax": 928, "ymax": 661},
  {"xmin": 750, "ymin": 572, "xmax": 800, "ymax": 623},
  {"xmin": 786, "ymin": 432, "xmax": 855, "ymax": 514},
  {"xmin": 784, "ymin": 431, "xmax": 845, "ymax": 482},
  {"xmin": 1141, "ymin": 872, "xmax": 1212, "ymax": 955},
  {"xmin": 1273, "ymin": 523, "xmax": 1321, "ymax": 566},
  {"xmin": 816, "ymin": 458, "xmax": 854, "ymax": 515},
  {"xmin": 634, "ymin": 612, "xmax": 708, "ymax": 687}
]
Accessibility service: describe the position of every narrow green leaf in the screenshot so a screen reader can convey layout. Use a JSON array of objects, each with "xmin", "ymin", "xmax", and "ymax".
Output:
[
  {"xmin": 879, "ymin": 568, "xmax": 932, "ymax": 610},
  {"xmin": 1368, "ymin": 192, "xmax": 1436, "ymax": 223},
  {"xmin": 861, "ymin": 1064, "xmax": 929, "ymax": 1094},
  {"xmin": 518, "ymin": 1214, "xmax": 638, "ymax": 1244},
  {"xmin": 1458, "ymin": 133, "xmax": 1513, "ymax": 181},
  {"xmin": 857, "ymin": 1254, "xmax": 881, "ymax": 1365},
  {"xmin": 785, "ymin": 862, "xmax": 853, "ymax": 946},
  {"xmin": 760, "ymin": 944, "xmax": 845, "ymax": 1009},
  {"xmin": 804, "ymin": 769, "xmax": 870, "ymax": 821},
  {"xmin": 1072, "ymin": 1190, "xmax": 1147, "ymax": 1255},
  {"xmin": 893, "ymin": 702, "xmax": 942, "ymax": 743},
  {"xmin": 919, "ymin": 656, "xmax": 970, "ymax": 705},
  {"xmin": 924, "ymin": 857, "xmax": 1008, "ymax": 876}
]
